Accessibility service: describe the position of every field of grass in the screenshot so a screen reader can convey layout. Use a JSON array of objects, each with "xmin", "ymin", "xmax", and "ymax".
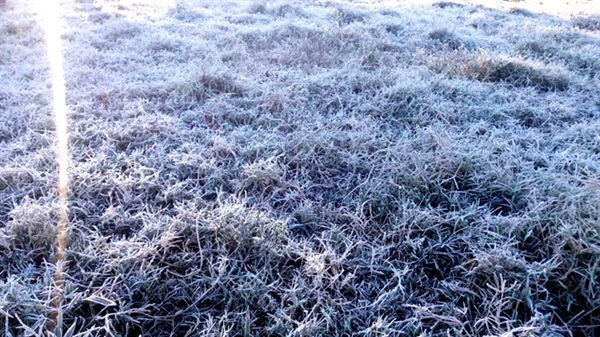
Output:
[{"xmin": 1, "ymin": 0, "xmax": 600, "ymax": 336}]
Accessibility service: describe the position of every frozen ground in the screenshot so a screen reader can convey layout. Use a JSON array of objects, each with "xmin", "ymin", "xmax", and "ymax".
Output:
[{"xmin": 1, "ymin": 0, "xmax": 599, "ymax": 336}]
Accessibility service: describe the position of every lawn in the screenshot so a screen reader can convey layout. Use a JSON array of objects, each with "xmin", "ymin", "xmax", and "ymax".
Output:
[{"xmin": 1, "ymin": 0, "xmax": 599, "ymax": 336}]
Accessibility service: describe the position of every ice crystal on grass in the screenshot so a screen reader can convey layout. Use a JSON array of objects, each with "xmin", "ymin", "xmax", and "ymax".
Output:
[{"xmin": 1, "ymin": 0, "xmax": 599, "ymax": 336}]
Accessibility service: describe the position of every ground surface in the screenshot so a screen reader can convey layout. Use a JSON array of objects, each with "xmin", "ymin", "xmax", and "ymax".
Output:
[{"xmin": 1, "ymin": 0, "xmax": 600, "ymax": 336}]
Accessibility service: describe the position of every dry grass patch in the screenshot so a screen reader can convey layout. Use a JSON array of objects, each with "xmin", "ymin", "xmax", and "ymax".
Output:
[{"xmin": 423, "ymin": 50, "xmax": 572, "ymax": 91}]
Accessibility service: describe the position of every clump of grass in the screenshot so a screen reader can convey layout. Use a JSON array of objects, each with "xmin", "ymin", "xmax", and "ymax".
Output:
[
  {"xmin": 483, "ymin": 59, "xmax": 571, "ymax": 91},
  {"xmin": 272, "ymin": 4, "xmax": 307, "ymax": 18},
  {"xmin": 0, "ymin": 167, "xmax": 37, "ymax": 191},
  {"xmin": 168, "ymin": 1, "xmax": 208, "ymax": 22},
  {"xmin": 250, "ymin": 3, "xmax": 307, "ymax": 18},
  {"xmin": 192, "ymin": 74, "xmax": 245, "ymax": 97},
  {"xmin": 424, "ymin": 50, "xmax": 571, "ymax": 91},
  {"xmin": 239, "ymin": 157, "xmax": 284, "ymax": 192},
  {"xmin": 2, "ymin": 200, "xmax": 57, "ymax": 264},
  {"xmin": 517, "ymin": 36, "xmax": 600, "ymax": 78},
  {"xmin": 248, "ymin": 1, "xmax": 268, "ymax": 14},
  {"xmin": 331, "ymin": 7, "xmax": 366, "ymax": 26},
  {"xmin": 432, "ymin": 1, "xmax": 465, "ymax": 9},
  {"xmin": 165, "ymin": 73, "xmax": 246, "ymax": 111},
  {"xmin": 507, "ymin": 7, "xmax": 537, "ymax": 17},
  {"xmin": 428, "ymin": 28, "xmax": 465, "ymax": 50},
  {"xmin": 571, "ymin": 14, "xmax": 600, "ymax": 31},
  {"xmin": 518, "ymin": 40, "xmax": 553, "ymax": 57}
]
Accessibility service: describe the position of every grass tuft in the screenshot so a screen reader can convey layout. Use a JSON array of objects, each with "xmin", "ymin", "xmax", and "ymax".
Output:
[
  {"xmin": 432, "ymin": 1, "xmax": 465, "ymax": 9},
  {"xmin": 3, "ymin": 201, "xmax": 57, "ymax": 264},
  {"xmin": 331, "ymin": 6, "xmax": 367, "ymax": 26},
  {"xmin": 428, "ymin": 28, "xmax": 465, "ymax": 50},
  {"xmin": 507, "ymin": 7, "xmax": 537, "ymax": 17},
  {"xmin": 424, "ymin": 50, "xmax": 571, "ymax": 91},
  {"xmin": 571, "ymin": 14, "xmax": 600, "ymax": 31},
  {"xmin": 483, "ymin": 59, "xmax": 571, "ymax": 91}
]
